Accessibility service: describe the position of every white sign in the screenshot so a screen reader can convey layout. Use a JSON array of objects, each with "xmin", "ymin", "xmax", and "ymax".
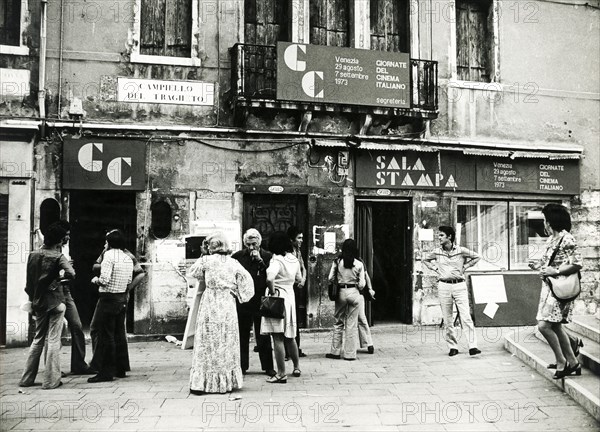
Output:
[
  {"xmin": 190, "ymin": 220, "xmax": 242, "ymax": 252},
  {"xmin": 483, "ymin": 302, "xmax": 499, "ymax": 319},
  {"xmin": 418, "ymin": 228, "xmax": 434, "ymax": 242},
  {"xmin": 117, "ymin": 77, "xmax": 215, "ymax": 106},
  {"xmin": 471, "ymin": 275, "xmax": 508, "ymax": 304},
  {"xmin": 0, "ymin": 68, "xmax": 30, "ymax": 98}
]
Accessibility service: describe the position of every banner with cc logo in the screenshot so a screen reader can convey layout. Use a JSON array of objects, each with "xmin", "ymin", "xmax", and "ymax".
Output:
[{"xmin": 62, "ymin": 138, "xmax": 146, "ymax": 190}]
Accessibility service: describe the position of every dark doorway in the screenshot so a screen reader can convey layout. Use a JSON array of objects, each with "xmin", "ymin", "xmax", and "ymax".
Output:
[
  {"xmin": 242, "ymin": 194, "xmax": 308, "ymax": 326},
  {"xmin": 69, "ymin": 190, "xmax": 137, "ymax": 330},
  {"xmin": 0, "ymin": 193, "xmax": 8, "ymax": 345},
  {"xmin": 357, "ymin": 200, "xmax": 412, "ymax": 324}
]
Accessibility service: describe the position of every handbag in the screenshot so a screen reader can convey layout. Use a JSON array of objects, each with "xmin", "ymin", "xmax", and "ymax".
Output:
[
  {"xmin": 259, "ymin": 289, "xmax": 285, "ymax": 319},
  {"xmin": 328, "ymin": 259, "xmax": 339, "ymax": 301},
  {"xmin": 545, "ymin": 236, "xmax": 581, "ymax": 302},
  {"xmin": 362, "ymin": 269, "xmax": 375, "ymax": 302}
]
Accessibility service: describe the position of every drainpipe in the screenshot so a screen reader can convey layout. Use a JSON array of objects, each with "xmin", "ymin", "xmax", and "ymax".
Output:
[
  {"xmin": 38, "ymin": 0, "xmax": 48, "ymax": 136},
  {"xmin": 57, "ymin": 0, "xmax": 65, "ymax": 116}
]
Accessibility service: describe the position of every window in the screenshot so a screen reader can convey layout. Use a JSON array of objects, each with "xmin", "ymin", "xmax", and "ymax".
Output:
[
  {"xmin": 457, "ymin": 201, "xmax": 550, "ymax": 271},
  {"xmin": 370, "ymin": 0, "xmax": 410, "ymax": 53},
  {"xmin": 151, "ymin": 201, "xmax": 172, "ymax": 239},
  {"xmin": 309, "ymin": 0, "xmax": 350, "ymax": 47},
  {"xmin": 244, "ymin": 0, "xmax": 290, "ymax": 45},
  {"xmin": 0, "ymin": 0, "xmax": 28, "ymax": 55},
  {"xmin": 455, "ymin": 0, "xmax": 493, "ymax": 82},
  {"xmin": 39, "ymin": 198, "xmax": 60, "ymax": 236},
  {"xmin": 132, "ymin": 0, "xmax": 199, "ymax": 66}
]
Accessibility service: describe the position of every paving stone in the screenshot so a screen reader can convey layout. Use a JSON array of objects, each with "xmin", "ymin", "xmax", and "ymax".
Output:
[{"xmin": 1, "ymin": 325, "xmax": 599, "ymax": 431}]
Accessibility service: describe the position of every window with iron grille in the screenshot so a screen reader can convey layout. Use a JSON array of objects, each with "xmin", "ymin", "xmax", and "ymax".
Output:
[
  {"xmin": 132, "ymin": 0, "xmax": 198, "ymax": 66},
  {"xmin": 370, "ymin": 0, "xmax": 410, "ymax": 53},
  {"xmin": 455, "ymin": 0, "xmax": 493, "ymax": 82},
  {"xmin": 309, "ymin": 0, "xmax": 350, "ymax": 47},
  {"xmin": 244, "ymin": 0, "xmax": 290, "ymax": 45}
]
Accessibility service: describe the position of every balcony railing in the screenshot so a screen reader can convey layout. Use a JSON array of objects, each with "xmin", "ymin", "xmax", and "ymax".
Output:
[{"xmin": 230, "ymin": 43, "xmax": 438, "ymax": 114}]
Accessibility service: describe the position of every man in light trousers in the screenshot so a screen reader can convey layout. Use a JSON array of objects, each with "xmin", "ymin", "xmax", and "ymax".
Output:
[{"xmin": 423, "ymin": 226, "xmax": 481, "ymax": 357}]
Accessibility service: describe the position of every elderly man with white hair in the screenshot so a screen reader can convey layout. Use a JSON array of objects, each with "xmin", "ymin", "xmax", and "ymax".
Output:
[{"xmin": 232, "ymin": 229, "xmax": 276, "ymax": 377}]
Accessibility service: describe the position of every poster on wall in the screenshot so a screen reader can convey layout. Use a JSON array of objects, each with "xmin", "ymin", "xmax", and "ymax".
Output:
[{"xmin": 277, "ymin": 42, "xmax": 410, "ymax": 108}]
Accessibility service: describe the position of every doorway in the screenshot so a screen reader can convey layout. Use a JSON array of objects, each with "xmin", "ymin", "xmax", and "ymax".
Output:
[
  {"xmin": 356, "ymin": 200, "xmax": 412, "ymax": 324},
  {"xmin": 0, "ymin": 193, "xmax": 7, "ymax": 345},
  {"xmin": 243, "ymin": 194, "xmax": 308, "ymax": 326},
  {"xmin": 69, "ymin": 190, "xmax": 137, "ymax": 329}
]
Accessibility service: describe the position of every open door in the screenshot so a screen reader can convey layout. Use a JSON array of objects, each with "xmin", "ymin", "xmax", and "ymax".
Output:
[
  {"xmin": 69, "ymin": 190, "xmax": 137, "ymax": 329},
  {"xmin": 356, "ymin": 200, "xmax": 412, "ymax": 324}
]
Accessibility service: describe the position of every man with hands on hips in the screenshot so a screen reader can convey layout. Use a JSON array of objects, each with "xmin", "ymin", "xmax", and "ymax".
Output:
[{"xmin": 423, "ymin": 226, "xmax": 482, "ymax": 357}]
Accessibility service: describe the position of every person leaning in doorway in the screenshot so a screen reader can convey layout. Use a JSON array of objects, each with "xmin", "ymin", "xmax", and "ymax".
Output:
[{"xmin": 422, "ymin": 226, "xmax": 482, "ymax": 357}]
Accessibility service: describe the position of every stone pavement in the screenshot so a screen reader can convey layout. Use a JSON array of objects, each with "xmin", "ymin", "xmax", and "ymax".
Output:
[{"xmin": 1, "ymin": 325, "xmax": 599, "ymax": 432}]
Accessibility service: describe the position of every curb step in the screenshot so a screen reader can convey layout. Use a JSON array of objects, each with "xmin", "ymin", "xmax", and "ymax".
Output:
[
  {"xmin": 568, "ymin": 315, "xmax": 600, "ymax": 345},
  {"xmin": 534, "ymin": 328, "xmax": 600, "ymax": 376},
  {"xmin": 504, "ymin": 328, "xmax": 600, "ymax": 422}
]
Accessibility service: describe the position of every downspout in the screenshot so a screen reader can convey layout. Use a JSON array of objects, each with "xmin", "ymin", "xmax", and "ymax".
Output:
[
  {"xmin": 38, "ymin": 0, "xmax": 48, "ymax": 136},
  {"xmin": 57, "ymin": 0, "xmax": 65, "ymax": 116}
]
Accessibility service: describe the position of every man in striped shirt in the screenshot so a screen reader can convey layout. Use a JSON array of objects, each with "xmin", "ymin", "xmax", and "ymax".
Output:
[{"xmin": 88, "ymin": 229, "xmax": 133, "ymax": 383}]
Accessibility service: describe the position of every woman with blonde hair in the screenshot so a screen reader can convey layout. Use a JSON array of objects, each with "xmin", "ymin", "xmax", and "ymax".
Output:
[{"xmin": 187, "ymin": 232, "xmax": 254, "ymax": 394}]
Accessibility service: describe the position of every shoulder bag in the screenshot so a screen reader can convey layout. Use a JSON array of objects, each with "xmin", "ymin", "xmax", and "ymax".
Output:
[
  {"xmin": 545, "ymin": 236, "xmax": 581, "ymax": 302},
  {"xmin": 328, "ymin": 259, "xmax": 339, "ymax": 301},
  {"xmin": 259, "ymin": 288, "xmax": 285, "ymax": 319}
]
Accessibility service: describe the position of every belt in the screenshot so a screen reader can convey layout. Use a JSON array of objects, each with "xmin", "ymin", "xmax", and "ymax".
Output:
[
  {"xmin": 339, "ymin": 284, "xmax": 356, "ymax": 289},
  {"xmin": 439, "ymin": 278, "xmax": 465, "ymax": 284}
]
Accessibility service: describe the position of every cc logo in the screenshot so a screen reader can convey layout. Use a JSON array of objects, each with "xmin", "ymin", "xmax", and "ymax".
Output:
[
  {"xmin": 283, "ymin": 44, "xmax": 324, "ymax": 99},
  {"xmin": 77, "ymin": 143, "xmax": 133, "ymax": 186}
]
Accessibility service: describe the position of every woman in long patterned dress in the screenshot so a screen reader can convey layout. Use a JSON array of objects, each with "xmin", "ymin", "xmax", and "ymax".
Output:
[
  {"xmin": 188, "ymin": 232, "xmax": 254, "ymax": 394},
  {"xmin": 529, "ymin": 204, "xmax": 583, "ymax": 379}
]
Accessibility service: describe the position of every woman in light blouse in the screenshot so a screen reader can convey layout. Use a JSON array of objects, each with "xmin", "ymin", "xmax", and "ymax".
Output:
[{"xmin": 326, "ymin": 239, "xmax": 366, "ymax": 361}]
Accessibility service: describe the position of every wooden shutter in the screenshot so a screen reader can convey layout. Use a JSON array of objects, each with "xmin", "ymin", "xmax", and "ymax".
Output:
[
  {"xmin": 310, "ymin": 0, "xmax": 349, "ymax": 47},
  {"xmin": 244, "ymin": 0, "xmax": 289, "ymax": 45},
  {"xmin": 140, "ymin": 0, "xmax": 191, "ymax": 57},
  {"xmin": 370, "ymin": 0, "xmax": 410, "ymax": 53},
  {"xmin": 165, "ymin": 0, "xmax": 192, "ymax": 57},
  {"xmin": 456, "ymin": 0, "xmax": 490, "ymax": 82}
]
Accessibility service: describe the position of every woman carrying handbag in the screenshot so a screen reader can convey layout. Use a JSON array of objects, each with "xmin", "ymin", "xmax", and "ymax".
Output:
[
  {"xmin": 529, "ymin": 204, "xmax": 583, "ymax": 379},
  {"xmin": 261, "ymin": 231, "xmax": 303, "ymax": 383},
  {"xmin": 326, "ymin": 239, "xmax": 366, "ymax": 361}
]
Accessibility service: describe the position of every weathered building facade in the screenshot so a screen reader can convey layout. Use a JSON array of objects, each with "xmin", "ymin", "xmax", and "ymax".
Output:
[{"xmin": 1, "ymin": 0, "xmax": 598, "ymax": 345}]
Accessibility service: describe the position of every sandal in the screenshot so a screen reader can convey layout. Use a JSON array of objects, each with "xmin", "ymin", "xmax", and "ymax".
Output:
[
  {"xmin": 266, "ymin": 374, "xmax": 287, "ymax": 384},
  {"xmin": 292, "ymin": 368, "xmax": 301, "ymax": 377}
]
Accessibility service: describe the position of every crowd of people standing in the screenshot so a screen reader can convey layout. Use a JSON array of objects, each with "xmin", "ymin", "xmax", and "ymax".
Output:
[{"xmin": 19, "ymin": 203, "xmax": 583, "ymax": 393}]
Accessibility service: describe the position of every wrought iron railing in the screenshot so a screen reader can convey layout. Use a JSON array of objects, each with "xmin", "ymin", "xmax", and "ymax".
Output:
[{"xmin": 230, "ymin": 43, "xmax": 438, "ymax": 112}]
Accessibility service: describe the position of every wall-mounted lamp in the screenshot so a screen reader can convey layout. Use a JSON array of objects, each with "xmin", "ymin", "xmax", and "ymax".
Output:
[{"xmin": 173, "ymin": 214, "xmax": 181, "ymax": 222}]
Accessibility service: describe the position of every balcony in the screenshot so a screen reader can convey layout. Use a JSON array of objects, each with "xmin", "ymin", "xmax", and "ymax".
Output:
[{"xmin": 230, "ymin": 43, "xmax": 438, "ymax": 124}]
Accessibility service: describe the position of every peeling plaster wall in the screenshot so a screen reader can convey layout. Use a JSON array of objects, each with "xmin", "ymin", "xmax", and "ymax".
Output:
[{"xmin": 133, "ymin": 139, "xmax": 347, "ymax": 333}]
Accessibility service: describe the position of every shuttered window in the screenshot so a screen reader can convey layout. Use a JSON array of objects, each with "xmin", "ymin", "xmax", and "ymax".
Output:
[
  {"xmin": 370, "ymin": 0, "xmax": 410, "ymax": 53},
  {"xmin": 140, "ymin": 0, "xmax": 192, "ymax": 58},
  {"xmin": 0, "ymin": 0, "xmax": 21, "ymax": 46},
  {"xmin": 456, "ymin": 0, "xmax": 491, "ymax": 82},
  {"xmin": 309, "ymin": 0, "xmax": 350, "ymax": 47},
  {"xmin": 244, "ymin": 0, "xmax": 290, "ymax": 45}
]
